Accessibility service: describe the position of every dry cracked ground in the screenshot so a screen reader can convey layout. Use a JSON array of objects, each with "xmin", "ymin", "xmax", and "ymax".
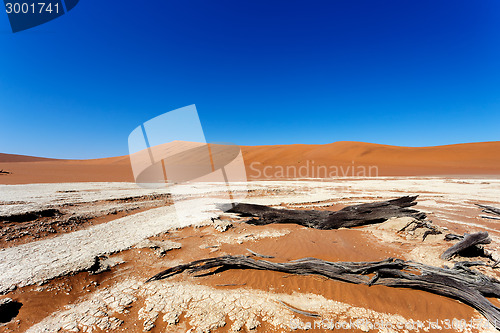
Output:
[{"xmin": 1, "ymin": 178, "xmax": 500, "ymax": 333}]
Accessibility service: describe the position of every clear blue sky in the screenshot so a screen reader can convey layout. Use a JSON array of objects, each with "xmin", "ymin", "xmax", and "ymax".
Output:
[{"xmin": 1, "ymin": 0, "xmax": 499, "ymax": 159}]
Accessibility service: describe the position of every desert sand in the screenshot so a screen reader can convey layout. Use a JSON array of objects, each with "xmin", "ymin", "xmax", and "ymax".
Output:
[
  {"xmin": 1, "ymin": 141, "xmax": 499, "ymax": 184},
  {"xmin": 1, "ymin": 142, "xmax": 500, "ymax": 332},
  {"xmin": 0, "ymin": 179, "xmax": 500, "ymax": 332}
]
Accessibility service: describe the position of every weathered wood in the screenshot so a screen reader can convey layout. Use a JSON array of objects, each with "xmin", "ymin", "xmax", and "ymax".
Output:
[
  {"xmin": 246, "ymin": 248, "xmax": 275, "ymax": 258},
  {"xmin": 477, "ymin": 204, "xmax": 500, "ymax": 217},
  {"xmin": 398, "ymin": 219, "xmax": 442, "ymax": 241},
  {"xmin": 444, "ymin": 233, "xmax": 463, "ymax": 241},
  {"xmin": 227, "ymin": 196, "xmax": 426, "ymax": 230},
  {"xmin": 277, "ymin": 300, "xmax": 320, "ymax": 318},
  {"xmin": 481, "ymin": 215, "xmax": 500, "ymax": 221},
  {"xmin": 441, "ymin": 231, "xmax": 491, "ymax": 260},
  {"xmin": 147, "ymin": 255, "xmax": 500, "ymax": 329}
]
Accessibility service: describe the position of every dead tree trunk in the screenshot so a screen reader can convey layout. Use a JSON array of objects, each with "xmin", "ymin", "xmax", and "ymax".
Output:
[
  {"xmin": 147, "ymin": 255, "xmax": 500, "ymax": 330},
  {"xmin": 441, "ymin": 231, "xmax": 491, "ymax": 260},
  {"xmin": 227, "ymin": 196, "xmax": 426, "ymax": 229},
  {"xmin": 477, "ymin": 204, "xmax": 500, "ymax": 218}
]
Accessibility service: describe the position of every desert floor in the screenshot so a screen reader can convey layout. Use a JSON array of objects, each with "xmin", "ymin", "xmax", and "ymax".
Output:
[{"xmin": 1, "ymin": 178, "xmax": 500, "ymax": 333}]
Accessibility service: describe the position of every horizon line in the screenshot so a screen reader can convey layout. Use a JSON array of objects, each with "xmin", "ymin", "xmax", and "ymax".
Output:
[{"xmin": 1, "ymin": 140, "xmax": 499, "ymax": 162}]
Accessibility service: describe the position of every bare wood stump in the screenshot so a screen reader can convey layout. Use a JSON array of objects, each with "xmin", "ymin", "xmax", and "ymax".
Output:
[{"xmin": 441, "ymin": 231, "xmax": 491, "ymax": 260}]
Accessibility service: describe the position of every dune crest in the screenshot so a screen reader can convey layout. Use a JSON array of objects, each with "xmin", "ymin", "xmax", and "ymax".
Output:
[{"xmin": 0, "ymin": 141, "xmax": 499, "ymax": 184}]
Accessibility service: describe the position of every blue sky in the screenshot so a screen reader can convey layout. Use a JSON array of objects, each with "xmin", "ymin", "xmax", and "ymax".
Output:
[{"xmin": 1, "ymin": 0, "xmax": 499, "ymax": 159}]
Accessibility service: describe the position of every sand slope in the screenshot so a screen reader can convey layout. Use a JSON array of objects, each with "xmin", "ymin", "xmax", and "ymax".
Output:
[
  {"xmin": 242, "ymin": 141, "xmax": 500, "ymax": 178},
  {"xmin": 0, "ymin": 141, "xmax": 499, "ymax": 184}
]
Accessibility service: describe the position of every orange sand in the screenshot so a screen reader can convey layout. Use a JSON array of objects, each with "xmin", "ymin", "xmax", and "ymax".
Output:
[
  {"xmin": 4, "ymin": 223, "xmax": 481, "ymax": 333},
  {"xmin": 0, "ymin": 141, "xmax": 499, "ymax": 184}
]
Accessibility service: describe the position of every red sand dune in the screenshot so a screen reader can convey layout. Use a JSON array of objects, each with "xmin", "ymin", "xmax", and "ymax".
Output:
[{"xmin": 0, "ymin": 141, "xmax": 499, "ymax": 184}]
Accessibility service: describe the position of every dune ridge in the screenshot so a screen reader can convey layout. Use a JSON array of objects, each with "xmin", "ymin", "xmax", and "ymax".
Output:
[{"xmin": 0, "ymin": 141, "xmax": 499, "ymax": 184}]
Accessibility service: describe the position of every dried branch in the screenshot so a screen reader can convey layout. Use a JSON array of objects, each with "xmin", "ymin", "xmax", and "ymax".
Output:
[
  {"xmin": 147, "ymin": 255, "xmax": 500, "ymax": 329},
  {"xmin": 476, "ymin": 204, "xmax": 500, "ymax": 217},
  {"xmin": 226, "ymin": 196, "xmax": 426, "ymax": 230},
  {"xmin": 441, "ymin": 232, "xmax": 491, "ymax": 260}
]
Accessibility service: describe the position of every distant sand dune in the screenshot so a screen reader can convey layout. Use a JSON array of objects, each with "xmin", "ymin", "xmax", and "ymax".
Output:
[
  {"xmin": 1, "ymin": 141, "xmax": 499, "ymax": 184},
  {"xmin": 0, "ymin": 153, "xmax": 58, "ymax": 163}
]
